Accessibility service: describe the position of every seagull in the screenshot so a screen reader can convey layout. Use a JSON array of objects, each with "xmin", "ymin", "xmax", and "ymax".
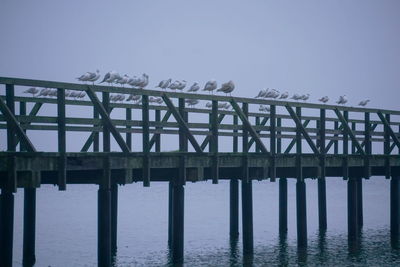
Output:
[
  {"xmin": 255, "ymin": 89, "xmax": 267, "ymax": 98},
  {"xmin": 154, "ymin": 97, "xmax": 163, "ymax": 105},
  {"xmin": 271, "ymin": 90, "xmax": 280, "ymax": 99},
  {"xmin": 259, "ymin": 105, "xmax": 270, "ymax": 112},
  {"xmin": 149, "ymin": 96, "xmax": 158, "ymax": 103},
  {"xmin": 157, "ymin": 78, "xmax": 172, "ymax": 90},
  {"xmin": 217, "ymin": 80, "xmax": 235, "ymax": 96},
  {"xmin": 87, "ymin": 70, "xmax": 100, "ymax": 84},
  {"xmin": 110, "ymin": 94, "xmax": 125, "ymax": 102},
  {"xmin": 218, "ymin": 102, "xmax": 230, "ymax": 109},
  {"xmin": 23, "ymin": 87, "xmax": 39, "ymax": 97},
  {"xmin": 279, "ymin": 92, "xmax": 289, "ymax": 99},
  {"xmin": 187, "ymin": 82, "xmax": 200, "ymax": 93},
  {"xmin": 38, "ymin": 88, "xmax": 51, "ymax": 97},
  {"xmin": 168, "ymin": 80, "xmax": 181, "ymax": 90},
  {"xmin": 203, "ymin": 80, "xmax": 217, "ymax": 94},
  {"xmin": 176, "ymin": 80, "xmax": 187, "ymax": 90},
  {"xmin": 115, "ymin": 74, "xmax": 129, "ymax": 87},
  {"xmin": 127, "ymin": 94, "xmax": 141, "ymax": 103},
  {"xmin": 77, "ymin": 91, "xmax": 86, "ymax": 99},
  {"xmin": 205, "ymin": 102, "xmax": 212, "ymax": 108},
  {"xmin": 185, "ymin": 99, "xmax": 199, "ymax": 108},
  {"xmin": 300, "ymin": 94, "xmax": 310, "ymax": 101},
  {"xmin": 100, "ymin": 71, "xmax": 121, "ymax": 84},
  {"xmin": 291, "ymin": 93, "xmax": 302, "ymax": 100},
  {"xmin": 358, "ymin": 99, "xmax": 370, "ymax": 106},
  {"xmin": 336, "ymin": 95, "xmax": 347, "ymax": 105},
  {"xmin": 68, "ymin": 91, "xmax": 80, "ymax": 99},
  {"xmin": 77, "ymin": 72, "xmax": 92, "ymax": 82},
  {"xmin": 318, "ymin": 96, "xmax": 329, "ymax": 103},
  {"xmin": 265, "ymin": 89, "xmax": 279, "ymax": 98},
  {"xmin": 136, "ymin": 73, "xmax": 149, "ymax": 88}
]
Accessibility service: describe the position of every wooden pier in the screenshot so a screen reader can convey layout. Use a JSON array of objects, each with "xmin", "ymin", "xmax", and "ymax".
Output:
[{"xmin": 0, "ymin": 77, "xmax": 399, "ymax": 266}]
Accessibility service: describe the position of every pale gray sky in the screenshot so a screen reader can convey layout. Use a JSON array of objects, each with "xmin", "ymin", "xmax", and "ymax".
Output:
[{"xmin": 1, "ymin": 0, "xmax": 399, "ymax": 151}]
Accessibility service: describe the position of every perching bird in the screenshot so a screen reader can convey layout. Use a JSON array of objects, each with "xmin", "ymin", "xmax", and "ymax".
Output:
[
  {"xmin": 23, "ymin": 87, "xmax": 39, "ymax": 97},
  {"xmin": 217, "ymin": 80, "xmax": 235, "ymax": 96},
  {"xmin": 185, "ymin": 99, "xmax": 199, "ymax": 107},
  {"xmin": 38, "ymin": 88, "xmax": 51, "ymax": 97},
  {"xmin": 168, "ymin": 80, "xmax": 181, "ymax": 90},
  {"xmin": 300, "ymin": 94, "xmax": 310, "ymax": 101},
  {"xmin": 154, "ymin": 97, "xmax": 163, "ymax": 105},
  {"xmin": 358, "ymin": 99, "xmax": 370, "ymax": 106},
  {"xmin": 203, "ymin": 80, "xmax": 217, "ymax": 94},
  {"xmin": 318, "ymin": 96, "xmax": 329, "ymax": 103},
  {"xmin": 87, "ymin": 70, "xmax": 100, "ymax": 83},
  {"xmin": 115, "ymin": 75, "xmax": 129, "ymax": 87},
  {"xmin": 187, "ymin": 82, "xmax": 200, "ymax": 93},
  {"xmin": 259, "ymin": 105, "xmax": 270, "ymax": 112},
  {"xmin": 176, "ymin": 80, "xmax": 187, "ymax": 90},
  {"xmin": 255, "ymin": 89, "xmax": 267, "ymax": 98},
  {"xmin": 279, "ymin": 92, "xmax": 289, "ymax": 99},
  {"xmin": 205, "ymin": 102, "xmax": 212, "ymax": 108},
  {"xmin": 336, "ymin": 95, "xmax": 347, "ymax": 105},
  {"xmin": 127, "ymin": 94, "xmax": 141, "ymax": 102},
  {"xmin": 48, "ymin": 89, "xmax": 58, "ymax": 97},
  {"xmin": 157, "ymin": 79, "xmax": 172, "ymax": 90},
  {"xmin": 77, "ymin": 72, "xmax": 92, "ymax": 82},
  {"xmin": 218, "ymin": 102, "xmax": 230, "ymax": 109},
  {"xmin": 291, "ymin": 93, "xmax": 302, "ymax": 100},
  {"xmin": 100, "ymin": 71, "xmax": 121, "ymax": 84},
  {"xmin": 136, "ymin": 73, "xmax": 149, "ymax": 88}
]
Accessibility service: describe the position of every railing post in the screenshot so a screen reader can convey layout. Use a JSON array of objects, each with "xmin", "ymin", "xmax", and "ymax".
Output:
[
  {"xmin": 21, "ymin": 101, "xmax": 37, "ymax": 266},
  {"xmin": 126, "ymin": 108, "xmax": 132, "ymax": 150},
  {"xmin": 277, "ymin": 117, "xmax": 287, "ymax": 234},
  {"xmin": 57, "ymin": 88, "xmax": 66, "ymax": 190},
  {"xmin": 348, "ymin": 177, "xmax": 359, "ymax": 242},
  {"xmin": 230, "ymin": 115, "xmax": 239, "ymax": 238},
  {"xmin": 0, "ymin": 84, "xmax": 16, "ymax": 267},
  {"xmin": 98, "ymin": 91, "xmax": 111, "ymax": 267},
  {"xmin": 364, "ymin": 112, "xmax": 371, "ymax": 178},
  {"xmin": 241, "ymin": 103, "xmax": 253, "ymax": 254},
  {"xmin": 94, "ymin": 107, "xmax": 99, "ymax": 152},
  {"xmin": 295, "ymin": 107, "xmax": 307, "ymax": 248},
  {"xmin": 211, "ymin": 100, "xmax": 219, "ymax": 183},
  {"xmin": 142, "ymin": 95, "xmax": 150, "ymax": 187},
  {"xmin": 384, "ymin": 114, "xmax": 391, "ymax": 179},
  {"xmin": 155, "ymin": 110, "xmax": 161, "ymax": 152},
  {"xmin": 334, "ymin": 121, "xmax": 339, "ymax": 154},
  {"xmin": 270, "ymin": 105, "xmax": 276, "ymax": 182},
  {"xmin": 343, "ymin": 111, "xmax": 349, "ymax": 180},
  {"xmin": 318, "ymin": 109, "xmax": 327, "ymax": 231}
]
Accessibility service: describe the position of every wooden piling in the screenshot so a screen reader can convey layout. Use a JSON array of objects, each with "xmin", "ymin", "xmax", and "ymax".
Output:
[
  {"xmin": 168, "ymin": 181, "xmax": 173, "ymax": 246},
  {"xmin": 111, "ymin": 183, "xmax": 118, "ymax": 256},
  {"xmin": 318, "ymin": 109, "xmax": 327, "ymax": 231},
  {"xmin": 230, "ymin": 115, "xmax": 239, "ymax": 238},
  {"xmin": 279, "ymin": 178, "xmax": 288, "ymax": 233},
  {"xmin": 296, "ymin": 180, "xmax": 307, "ymax": 248},
  {"xmin": 23, "ymin": 188, "xmax": 36, "ymax": 266},
  {"xmin": 242, "ymin": 179, "xmax": 253, "ymax": 254},
  {"xmin": 171, "ymin": 182, "xmax": 184, "ymax": 263},
  {"xmin": 57, "ymin": 88, "xmax": 66, "ymax": 190},
  {"xmin": 348, "ymin": 177, "xmax": 359, "ymax": 241},
  {"xmin": 357, "ymin": 177, "xmax": 363, "ymax": 228},
  {"xmin": 391, "ymin": 176, "xmax": 400, "ymax": 243}
]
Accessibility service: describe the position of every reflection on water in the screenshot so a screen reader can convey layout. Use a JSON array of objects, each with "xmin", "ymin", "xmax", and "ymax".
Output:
[{"xmin": 10, "ymin": 179, "xmax": 400, "ymax": 266}]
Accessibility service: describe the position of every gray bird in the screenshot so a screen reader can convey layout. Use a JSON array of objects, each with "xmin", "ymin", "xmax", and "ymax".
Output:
[
  {"xmin": 217, "ymin": 80, "xmax": 235, "ymax": 96},
  {"xmin": 203, "ymin": 80, "xmax": 217, "ymax": 94}
]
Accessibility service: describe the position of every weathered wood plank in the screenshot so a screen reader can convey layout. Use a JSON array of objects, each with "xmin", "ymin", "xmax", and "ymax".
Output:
[
  {"xmin": 57, "ymin": 88, "xmax": 66, "ymax": 190},
  {"xmin": 334, "ymin": 108, "xmax": 365, "ymax": 155}
]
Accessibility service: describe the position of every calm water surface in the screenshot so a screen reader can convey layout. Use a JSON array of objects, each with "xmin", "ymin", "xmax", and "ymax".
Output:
[{"xmin": 12, "ymin": 177, "xmax": 400, "ymax": 266}]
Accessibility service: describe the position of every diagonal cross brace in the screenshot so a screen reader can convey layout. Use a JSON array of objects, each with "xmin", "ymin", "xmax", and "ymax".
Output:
[
  {"xmin": 0, "ymin": 96, "xmax": 36, "ymax": 152},
  {"xmin": 334, "ymin": 108, "xmax": 365, "ymax": 155},
  {"xmin": 161, "ymin": 94, "xmax": 203, "ymax": 153},
  {"xmin": 230, "ymin": 99, "xmax": 270, "ymax": 155},
  {"xmin": 85, "ymin": 86, "xmax": 130, "ymax": 153},
  {"xmin": 285, "ymin": 105, "xmax": 320, "ymax": 154},
  {"xmin": 16, "ymin": 102, "xmax": 43, "ymax": 146},
  {"xmin": 149, "ymin": 110, "xmax": 172, "ymax": 149},
  {"xmin": 200, "ymin": 113, "xmax": 226, "ymax": 151},
  {"xmin": 377, "ymin": 111, "xmax": 400, "ymax": 150},
  {"xmin": 248, "ymin": 116, "xmax": 269, "ymax": 149},
  {"xmin": 284, "ymin": 119, "xmax": 311, "ymax": 154}
]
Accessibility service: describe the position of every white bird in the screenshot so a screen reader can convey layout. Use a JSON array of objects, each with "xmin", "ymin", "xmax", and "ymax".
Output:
[
  {"xmin": 358, "ymin": 99, "xmax": 370, "ymax": 106},
  {"xmin": 318, "ymin": 96, "xmax": 329, "ymax": 103},
  {"xmin": 48, "ymin": 89, "xmax": 58, "ymax": 97},
  {"xmin": 279, "ymin": 92, "xmax": 289, "ymax": 99},
  {"xmin": 157, "ymin": 79, "xmax": 172, "ymax": 90},
  {"xmin": 259, "ymin": 105, "xmax": 270, "ymax": 112},
  {"xmin": 271, "ymin": 90, "xmax": 280, "ymax": 99},
  {"xmin": 149, "ymin": 96, "xmax": 158, "ymax": 103},
  {"xmin": 300, "ymin": 94, "xmax": 310, "ymax": 101},
  {"xmin": 136, "ymin": 73, "xmax": 149, "ymax": 88},
  {"xmin": 115, "ymin": 74, "xmax": 129, "ymax": 87},
  {"xmin": 87, "ymin": 70, "xmax": 100, "ymax": 83},
  {"xmin": 154, "ymin": 97, "xmax": 163, "ymax": 105},
  {"xmin": 205, "ymin": 102, "xmax": 212, "ymax": 108},
  {"xmin": 77, "ymin": 91, "xmax": 86, "ymax": 99},
  {"xmin": 185, "ymin": 99, "xmax": 199, "ymax": 107},
  {"xmin": 38, "ymin": 88, "xmax": 51, "ymax": 97},
  {"xmin": 110, "ymin": 94, "xmax": 125, "ymax": 102},
  {"xmin": 100, "ymin": 71, "xmax": 121, "ymax": 84},
  {"xmin": 255, "ymin": 89, "xmax": 267, "ymax": 98},
  {"xmin": 265, "ymin": 89, "xmax": 279, "ymax": 98},
  {"xmin": 127, "ymin": 94, "xmax": 141, "ymax": 102},
  {"xmin": 176, "ymin": 80, "xmax": 187, "ymax": 90},
  {"xmin": 218, "ymin": 102, "xmax": 230, "ymax": 109},
  {"xmin": 203, "ymin": 80, "xmax": 217, "ymax": 94},
  {"xmin": 168, "ymin": 80, "xmax": 181, "ymax": 90},
  {"xmin": 23, "ymin": 87, "xmax": 39, "ymax": 97},
  {"xmin": 77, "ymin": 72, "xmax": 92, "ymax": 82},
  {"xmin": 187, "ymin": 82, "xmax": 200, "ymax": 93},
  {"xmin": 68, "ymin": 91, "xmax": 80, "ymax": 99},
  {"xmin": 217, "ymin": 80, "xmax": 235, "ymax": 96},
  {"xmin": 291, "ymin": 93, "xmax": 302, "ymax": 100},
  {"xmin": 336, "ymin": 95, "xmax": 347, "ymax": 105}
]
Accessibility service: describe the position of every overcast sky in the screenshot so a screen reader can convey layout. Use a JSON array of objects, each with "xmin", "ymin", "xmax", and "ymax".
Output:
[{"xmin": 1, "ymin": 0, "xmax": 399, "ymax": 151}]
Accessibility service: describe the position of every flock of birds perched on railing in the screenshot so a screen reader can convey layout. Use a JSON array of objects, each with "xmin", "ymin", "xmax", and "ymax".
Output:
[{"xmin": 22, "ymin": 70, "xmax": 371, "ymax": 112}]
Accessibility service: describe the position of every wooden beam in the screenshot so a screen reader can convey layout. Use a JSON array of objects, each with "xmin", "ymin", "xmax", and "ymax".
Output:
[
  {"xmin": 0, "ymin": 93, "xmax": 36, "ymax": 152},
  {"xmin": 285, "ymin": 105, "xmax": 319, "ymax": 154},
  {"xmin": 378, "ymin": 111, "xmax": 400, "ymax": 150},
  {"xmin": 149, "ymin": 110, "xmax": 172, "ymax": 149},
  {"xmin": 85, "ymin": 86, "xmax": 130, "ymax": 153},
  {"xmin": 200, "ymin": 114, "xmax": 225, "ymax": 151},
  {"xmin": 15, "ymin": 103, "xmax": 42, "ymax": 147},
  {"xmin": 334, "ymin": 108, "xmax": 365, "ymax": 155},
  {"xmin": 270, "ymin": 105, "xmax": 276, "ymax": 181},
  {"xmin": 57, "ymin": 88, "xmax": 66, "ymax": 190},
  {"xmin": 248, "ymin": 116, "xmax": 269, "ymax": 149},
  {"xmin": 211, "ymin": 100, "xmax": 219, "ymax": 184},
  {"xmin": 142, "ymin": 95, "xmax": 150, "ymax": 186},
  {"xmin": 283, "ymin": 120, "xmax": 310, "ymax": 154},
  {"xmin": 80, "ymin": 107, "xmax": 114, "ymax": 152},
  {"xmin": 230, "ymin": 99, "xmax": 270, "ymax": 155},
  {"xmin": 161, "ymin": 94, "xmax": 203, "ymax": 153}
]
